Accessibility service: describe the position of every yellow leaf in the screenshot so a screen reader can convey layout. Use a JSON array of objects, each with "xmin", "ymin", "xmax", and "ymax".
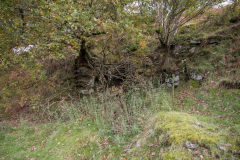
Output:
[{"xmin": 139, "ymin": 40, "xmax": 146, "ymax": 47}]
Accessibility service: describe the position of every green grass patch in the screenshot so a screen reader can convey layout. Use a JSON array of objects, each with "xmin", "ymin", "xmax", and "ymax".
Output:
[{"xmin": 0, "ymin": 120, "xmax": 104, "ymax": 160}]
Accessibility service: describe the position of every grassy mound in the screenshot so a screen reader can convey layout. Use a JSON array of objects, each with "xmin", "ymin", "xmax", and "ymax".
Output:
[{"xmin": 129, "ymin": 112, "xmax": 240, "ymax": 160}]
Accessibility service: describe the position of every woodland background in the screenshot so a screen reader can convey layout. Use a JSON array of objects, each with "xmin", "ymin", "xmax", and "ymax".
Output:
[{"xmin": 0, "ymin": 0, "xmax": 240, "ymax": 159}]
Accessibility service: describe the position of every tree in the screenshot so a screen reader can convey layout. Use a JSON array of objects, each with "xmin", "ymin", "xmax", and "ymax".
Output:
[
  {"xmin": 0, "ymin": 0, "xmax": 44, "ymax": 69},
  {"xmin": 29, "ymin": 0, "xmax": 148, "ymax": 87},
  {"xmin": 151, "ymin": 0, "xmax": 222, "ymax": 52}
]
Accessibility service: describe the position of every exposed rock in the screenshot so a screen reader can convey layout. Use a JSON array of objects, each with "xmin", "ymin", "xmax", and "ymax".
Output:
[
  {"xmin": 181, "ymin": 59, "xmax": 187, "ymax": 63},
  {"xmin": 165, "ymin": 75, "xmax": 180, "ymax": 87},
  {"xmin": 64, "ymin": 28, "xmax": 72, "ymax": 33},
  {"xmin": 191, "ymin": 73, "xmax": 203, "ymax": 81},
  {"xmin": 208, "ymin": 39, "xmax": 218, "ymax": 44},
  {"xmin": 12, "ymin": 45, "xmax": 35, "ymax": 54},
  {"xmin": 189, "ymin": 47, "xmax": 196, "ymax": 54},
  {"xmin": 195, "ymin": 121, "xmax": 204, "ymax": 128},
  {"xmin": 80, "ymin": 89, "xmax": 94, "ymax": 95},
  {"xmin": 190, "ymin": 40, "xmax": 201, "ymax": 45},
  {"xmin": 199, "ymin": 52, "xmax": 207, "ymax": 56},
  {"xmin": 75, "ymin": 72, "xmax": 96, "ymax": 89},
  {"xmin": 87, "ymin": 76, "xmax": 96, "ymax": 88},
  {"xmin": 185, "ymin": 141, "xmax": 199, "ymax": 149},
  {"xmin": 219, "ymin": 145, "xmax": 228, "ymax": 152}
]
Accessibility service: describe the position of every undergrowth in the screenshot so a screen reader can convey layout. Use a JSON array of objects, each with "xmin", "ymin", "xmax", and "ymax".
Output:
[{"xmin": 1, "ymin": 83, "xmax": 240, "ymax": 159}]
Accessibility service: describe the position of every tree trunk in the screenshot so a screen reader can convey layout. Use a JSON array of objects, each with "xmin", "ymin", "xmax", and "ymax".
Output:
[
  {"xmin": 18, "ymin": 8, "xmax": 26, "ymax": 35},
  {"xmin": 74, "ymin": 39, "xmax": 90, "ymax": 88}
]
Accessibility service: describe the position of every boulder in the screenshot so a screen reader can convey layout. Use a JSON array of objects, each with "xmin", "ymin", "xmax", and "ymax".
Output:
[
  {"xmin": 12, "ymin": 45, "xmax": 35, "ymax": 54},
  {"xmin": 191, "ymin": 73, "xmax": 203, "ymax": 81},
  {"xmin": 166, "ymin": 75, "xmax": 180, "ymax": 87},
  {"xmin": 219, "ymin": 145, "xmax": 228, "ymax": 152},
  {"xmin": 208, "ymin": 39, "xmax": 218, "ymax": 44},
  {"xmin": 190, "ymin": 40, "xmax": 201, "ymax": 45},
  {"xmin": 189, "ymin": 47, "xmax": 196, "ymax": 54},
  {"xmin": 80, "ymin": 89, "xmax": 94, "ymax": 95},
  {"xmin": 199, "ymin": 52, "xmax": 207, "ymax": 56},
  {"xmin": 185, "ymin": 141, "xmax": 199, "ymax": 149}
]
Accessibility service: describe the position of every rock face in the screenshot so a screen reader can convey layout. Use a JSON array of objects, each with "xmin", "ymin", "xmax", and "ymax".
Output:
[
  {"xmin": 12, "ymin": 45, "xmax": 35, "ymax": 54},
  {"xmin": 165, "ymin": 75, "xmax": 180, "ymax": 87},
  {"xmin": 80, "ymin": 88, "xmax": 94, "ymax": 95},
  {"xmin": 189, "ymin": 47, "xmax": 196, "ymax": 54},
  {"xmin": 190, "ymin": 40, "xmax": 201, "ymax": 45},
  {"xmin": 185, "ymin": 141, "xmax": 199, "ymax": 149},
  {"xmin": 191, "ymin": 73, "xmax": 203, "ymax": 81},
  {"xmin": 219, "ymin": 145, "xmax": 228, "ymax": 152},
  {"xmin": 208, "ymin": 39, "xmax": 218, "ymax": 44}
]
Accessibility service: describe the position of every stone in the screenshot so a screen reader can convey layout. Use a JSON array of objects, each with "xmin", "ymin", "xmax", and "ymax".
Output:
[
  {"xmin": 166, "ymin": 75, "xmax": 180, "ymax": 87},
  {"xmin": 189, "ymin": 47, "xmax": 196, "ymax": 54},
  {"xmin": 87, "ymin": 76, "xmax": 95, "ymax": 88},
  {"xmin": 191, "ymin": 73, "xmax": 203, "ymax": 81},
  {"xmin": 181, "ymin": 59, "xmax": 187, "ymax": 63},
  {"xmin": 209, "ymin": 39, "xmax": 218, "ymax": 44},
  {"xmin": 12, "ymin": 45, "xmax": 35, "ymax": 54},
  {"xmin": 195, "ymin": 121, "xmax": 204, "ymax": 128},
  {"xmin": 190, "ymin": 40, "xmax": 201, "ymax": 45},
  {"xmin": 199, "ymin": 52, "xmax": 206, "ymax": 56},
  {"xmin": 64, "ymin": 28, "xmax": 72, "ymax": 33},
  {"xmin": 185, "ymin": 141, "xmax": 199, "ymax": 149},
  {"xmin": 219, "ymin": 145, "xmax": 228, "ymax": 152},
  {"xmin": 80, "ymin": 89, "xmax": 94, "ymax": 95}
]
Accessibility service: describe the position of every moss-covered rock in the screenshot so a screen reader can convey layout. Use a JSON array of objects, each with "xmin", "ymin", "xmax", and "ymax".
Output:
[
  {"xmin": 128, "ymin": 112, "xmax": 240, "ymax": 160},
  {"xmin": 155, "ymin": 112, "xmax": 219, "ymax": 145}
]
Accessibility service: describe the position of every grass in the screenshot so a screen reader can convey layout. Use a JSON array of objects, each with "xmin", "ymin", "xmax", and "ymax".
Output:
[
  {"xmin": 1, "ymin": 9, "xmax": 240, "ymax": 160},
  {"xmin": 0, "ymin": 120, "xmax": 102, "ymax": 160},
  {"xmin": 175, "ymin": 82, "xmax": 240, "ymax": 127},
  {"xmin": 0, "ymin": 87, "xmax": 170, "ymax": 160},
  {"xmin": 1, "ymin": 83, "xmax": 240, "ymax": 159}
]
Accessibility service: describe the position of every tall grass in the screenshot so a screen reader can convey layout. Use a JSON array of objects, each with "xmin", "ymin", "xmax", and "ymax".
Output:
[{"xmin": 38, "ymin": 85, "xmax": 172, "ymax": 136}]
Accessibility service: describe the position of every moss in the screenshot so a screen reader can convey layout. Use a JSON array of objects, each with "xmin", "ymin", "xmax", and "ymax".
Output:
[
  {"xmin": 129, "ymin": 112, "xmax": 240, "ymax": 159},
  {"xmin": 189, "ymin": 80, "xmax": 200, "ymax": 88},
  {"xmin": 155, "ymin": 112, "xmax": 219, "ymax": 145}
]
